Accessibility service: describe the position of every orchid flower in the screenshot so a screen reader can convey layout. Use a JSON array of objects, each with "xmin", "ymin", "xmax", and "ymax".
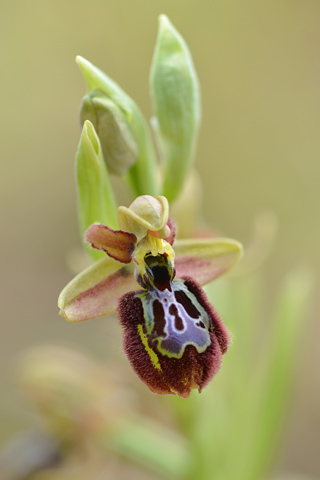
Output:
[{"xmin": 59, "ymin": 195, "xmax": 243, "ymax": 398}]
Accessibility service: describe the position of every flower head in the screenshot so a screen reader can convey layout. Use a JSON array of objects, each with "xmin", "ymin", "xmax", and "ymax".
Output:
[{"xmin": 59, "ymin": 195, "xmax": 242, "ymax": 398}]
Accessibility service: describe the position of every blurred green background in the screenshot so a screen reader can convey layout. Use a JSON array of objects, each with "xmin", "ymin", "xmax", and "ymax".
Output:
[{"xmin": 1, "ymin": 0, "xmax": 319, "ymax": 477}]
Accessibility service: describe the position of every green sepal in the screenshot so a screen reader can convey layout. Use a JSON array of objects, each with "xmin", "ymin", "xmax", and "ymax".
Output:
[
  {"xmin": 58, "ymin": 256, "xmax": 139, "ymax": 322},
  {"xmin": 150, "ymin": 15, "xmax": 201, "ymax": 202},
  {"xmin": 174, "ymin": 237, "xmax": 244, "ymax": 285},
  {"xmin": 76, "ymin": 56, "xmax": 158, "ymax": 197},
  {"xmin": 76, "ymin": 120, "xmax": 118, "ymax": 260}
]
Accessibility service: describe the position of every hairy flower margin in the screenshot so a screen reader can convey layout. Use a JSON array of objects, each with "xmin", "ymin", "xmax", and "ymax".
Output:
[{"xmin": 59, "ymin": 195, "xmax": 243, "ymax": 398}]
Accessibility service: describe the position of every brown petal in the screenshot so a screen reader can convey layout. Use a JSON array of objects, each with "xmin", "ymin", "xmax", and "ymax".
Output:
[{"xmin": 85, "ymin": 224, "xmax": 137, "ymax": 263}]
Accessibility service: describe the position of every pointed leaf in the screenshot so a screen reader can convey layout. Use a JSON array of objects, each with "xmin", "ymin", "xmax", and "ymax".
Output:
[
  {"xmin": 150, "ymin": 15, "xmax": 201, "ymax": 202},
  {"xmin": 76, "ymin": 120, "xmax": 118, "ymax": 260},
  {"xmin": 85, "ymin": 224, "xmax": 137, "ymax": 263},
  {"xmin": 76, "ymin": 56, "xmax": 133, "ymax": 113},
  {"xmin": 239, "ymin": 268, "xmax": 315, "ymax": 480},
  {"xmin": 58, "ymin": 256, "xmax": 139, "ymax": 322},
  {"xmin": 174, "ymin": 238, "xmax": 243, "ymax": 285}
]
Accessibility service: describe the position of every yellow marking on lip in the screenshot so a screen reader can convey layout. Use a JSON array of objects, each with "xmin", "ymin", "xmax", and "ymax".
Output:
[{"xmin": 137, "ymin": 324, "xmax": 162, "ymax": 372}]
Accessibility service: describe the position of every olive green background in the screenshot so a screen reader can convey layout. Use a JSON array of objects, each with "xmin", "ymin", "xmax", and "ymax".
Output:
[{"xmin": 1, "ymin": 0, "xmax": 319, "ymax": 477}]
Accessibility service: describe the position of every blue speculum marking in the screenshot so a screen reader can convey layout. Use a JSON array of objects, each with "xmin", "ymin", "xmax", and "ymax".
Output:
[{"xmin": 136, "ymin": 278, "xmax": 212, "ymax": 359}]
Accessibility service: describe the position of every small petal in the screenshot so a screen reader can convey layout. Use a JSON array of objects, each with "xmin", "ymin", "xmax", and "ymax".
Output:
[
  {"xmin": 174, "ymin": 238, "xmax": 244, "ymax": 286},
  {"xmin": 58, "ymin": 256, "xmax": 139, "ymax": 322},
  {"xmin": 84, "ymin": 224, "xmax": 137, "ymax": 264}
]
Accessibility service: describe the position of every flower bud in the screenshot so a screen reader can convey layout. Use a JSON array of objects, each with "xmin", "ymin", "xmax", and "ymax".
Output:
[
  {"xmin": 80, "ymin": 90, "xmax": 138, "ymax": 176},
  {"xmin": 76, "ymin": 56, "xmax": 158, "ymax": 197},
  {"xmin": 150, "ymin": 15, "xmax": 201, "ymax": 202}
]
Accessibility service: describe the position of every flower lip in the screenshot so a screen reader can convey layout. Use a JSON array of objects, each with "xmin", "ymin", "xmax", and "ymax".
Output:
[{"xmin": 118, "ymin": 275, "xmax": 230, "ymax": 398}]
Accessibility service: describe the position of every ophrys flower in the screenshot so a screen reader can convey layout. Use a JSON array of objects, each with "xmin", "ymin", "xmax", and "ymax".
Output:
[{"xmin": 58, "ymin": 195, "xmax": 243, "ymax": 398}]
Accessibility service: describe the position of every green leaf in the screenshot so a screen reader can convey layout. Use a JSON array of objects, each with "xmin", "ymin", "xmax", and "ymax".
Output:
[
  {"xmin": 150, "ymin": 15, "xmax": 201, "ymax": 202},
  {"xmin": 226, "ymin": 268, "xmax": 315, "ymax": 480},
  {"xmin": 247, "ymin": 268, "xmax": 314, "ymax": 480},
  {"xmin": 76, "ymin": 120, "xmax": 118, "ymax": 260}
]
